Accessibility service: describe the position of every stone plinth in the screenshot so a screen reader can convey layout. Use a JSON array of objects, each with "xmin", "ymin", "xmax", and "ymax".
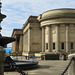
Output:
[
  {"xmin": 0, "ymin": 46, "xmax": 5, "ymax": 75},
  {"xmin": 68, "ymin": 53, "xmax": 75, "ymax": 75}
]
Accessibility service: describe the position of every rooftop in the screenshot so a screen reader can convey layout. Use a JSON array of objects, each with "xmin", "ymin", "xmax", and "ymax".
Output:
[{"xmin": 38, "ymin": 8, "xmax": 75, "ymax": 21}]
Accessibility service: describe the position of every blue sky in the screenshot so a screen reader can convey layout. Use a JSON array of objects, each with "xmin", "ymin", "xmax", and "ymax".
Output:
[{"xmin": 1, "ymin": 0, "xmax": 75, "ymax": 47}]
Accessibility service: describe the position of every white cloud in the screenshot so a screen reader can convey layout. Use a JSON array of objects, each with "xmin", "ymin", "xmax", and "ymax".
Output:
[
  {"xmin": 1, "ymin": 0, "xmax": 75, "ymax": 47},
  {"xmin": 1, "ymin": 0, "xmax": 75, "ymax": 35}
]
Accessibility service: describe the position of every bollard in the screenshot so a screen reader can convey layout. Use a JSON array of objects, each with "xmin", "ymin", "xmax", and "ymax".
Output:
[
  {"xmin": 68, "ymin": 53, "xmax": 75, "ymax": 75},
  {"xmin": 0, "ymin": 46, "xmax": 5, "ymax": 75}
]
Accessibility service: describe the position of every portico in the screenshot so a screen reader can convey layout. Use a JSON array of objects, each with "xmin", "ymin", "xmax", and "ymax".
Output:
[
  {"xmin": 38, "ymin": 8, "xmax": 75, "ymax": 54},
  {"xmin": 12, "ymin": 29, "xmax": 23, "ymax": 55},
  {"xmin": 41, "ymin": 24, "xmax": 60, "ymax": 53}
]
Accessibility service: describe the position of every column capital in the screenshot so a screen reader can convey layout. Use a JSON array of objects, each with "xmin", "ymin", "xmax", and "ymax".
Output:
[{"xmin": 66, "ymin": 24, "xmax": 69, "ymax": 29}]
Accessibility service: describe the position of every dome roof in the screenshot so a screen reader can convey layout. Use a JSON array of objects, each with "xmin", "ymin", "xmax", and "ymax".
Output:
[{"xmin": 39, "ymin": 8, "xmax": 75, "ymax": 20}]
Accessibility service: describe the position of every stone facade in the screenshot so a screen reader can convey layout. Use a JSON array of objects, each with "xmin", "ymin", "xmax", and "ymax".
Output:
[
  {"xmin": 37, "ymin": 8, "xmax": 75, "ymax": 54},
  {"xmin": 22, "ymin": 16, "xmax": 42, "ymax": 56},
  {"xmin": 12, "ymin": 29, "xmax": 23, "ymax": 55},
  {"xmin": 12, "ymin": 8, "xmax": 75, "ymax": 56},
  {"xmin": 40, "ymin": 24, "xmax": 75, "ymax": 53},
  {"xmin": 12, "ymin": 16, "xmax": 42, "ymax": 56}
]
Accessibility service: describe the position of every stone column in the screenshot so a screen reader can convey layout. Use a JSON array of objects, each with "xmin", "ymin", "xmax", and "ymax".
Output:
[
  {"xmin": 0, "ymin": 46, "xmax": 5, "ymax": 75},
  {"xmin": 48, "ymin": 26, "xmax": 51, "ymax": 52},
  {"xmin": 15, "ymin": 35, "xmax": 19, "ymax": 56},
  {"xmin": 19, "ymin": 35, "xmax": 23, "ymax": 53},
  {"xmin": 14, "ymin": 35, "xmax": 17, "ymax": 52},
  {"xmin": 56, "ymin": 25, "xmax": 59, "ymax": 52},
  {"xmin": 66, "ymin": 24, "xmax": 69, "ymax": 52},
  {"xmin": 15, "ymin": 36, "xmax": 19, "ymax": 52},
  {"xmin": 68, "ymin": 54, "xmax": 75, "ymax": 75},
  {"xmin": 28, "ymin": 27, "xmax": 31, "ymax": 52},
  {"xmin": 12, "ymin": 41, "xmax": 16, "ymax": 52},
  {"xmin": 14, "ymin": 36, "xmax": 16, "ymax": 52},
  {"xmin": 42, "ymin": 27, "xmax": 45, "ymax": 52}
]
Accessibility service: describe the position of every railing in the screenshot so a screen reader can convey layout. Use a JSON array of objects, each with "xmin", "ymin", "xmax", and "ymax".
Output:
[
  {"xmin": 5, "ymin": 56, "xmax": 28, "ymax": 75},
  {"xmin": 61, "ymin": 57, "xmax": 74, "ymax": 75},
  {"xmin": 61, "ymin": 54, "xmax": 75, "ymax": 75},
  {"xmin": 9, "ymin": 62, "xmax": 28, "ymax": 75}
]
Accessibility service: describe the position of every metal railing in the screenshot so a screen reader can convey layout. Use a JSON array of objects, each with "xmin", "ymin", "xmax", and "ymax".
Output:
[
  {"xmin": 5, "ymin": 56, "xmax": 28, "ymax": 75},
  {"xmin": 9, "ymin": 62, "xmax": 28, "ymax": 75}
]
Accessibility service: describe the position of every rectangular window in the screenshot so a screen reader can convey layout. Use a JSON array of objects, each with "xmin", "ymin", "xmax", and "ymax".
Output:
[
  {"xmin": 61, "ymin": 43, "xmax": 64, "ymax": 49},
  {"xmin": 46, "ymin": 43, "xmax": 48, "ymax": 50},
  {"xmin": 71, "ymin": 43, "xmax": 73, "ymax": 49},
  {"xmin": 53, "ymin": 43, "xmax": 55, "ymax": 49}
]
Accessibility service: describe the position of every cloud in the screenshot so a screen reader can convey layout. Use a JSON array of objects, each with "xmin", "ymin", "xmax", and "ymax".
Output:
[{"xmin": 1, "ymin": 0, "xmax": 75, "ymax": 47}]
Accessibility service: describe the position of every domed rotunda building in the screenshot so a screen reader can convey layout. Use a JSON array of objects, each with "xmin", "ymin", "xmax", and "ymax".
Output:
[
  {"xmin": 38, "ymin": 8, "xmax": 75, "ymax": 54},
  {"xmin": 12, "ymin": 8, "xmax": 75, "ymax": 57}
]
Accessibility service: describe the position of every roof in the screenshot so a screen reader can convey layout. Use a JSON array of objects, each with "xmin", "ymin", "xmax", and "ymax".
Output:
[
  {"xmin": 38, "ymin": 8, "xmax": 75, "ymax": 21},
  {"xmin": 22, "ymin": 15, "xmax": 38, "ymax": 30},
  {"xmin": 12, "ymin": 29, "xmax": 23, "ymax": 37}
]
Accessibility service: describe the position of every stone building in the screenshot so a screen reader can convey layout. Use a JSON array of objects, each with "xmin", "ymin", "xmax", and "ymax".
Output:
[
  {"xmin": 12, "ymin": 29, "xmax": 23, "ymax": 55},
  {"xmin": 12, "ymin": 8, "xmax": 75, "ymax": 56},
  {"xmin": 12, "ymin": 16, "xmax": 42, "ymax": 56},
  {"xmin": 22, "ymin": 16, "xmax": 42, "ymax": 56}
]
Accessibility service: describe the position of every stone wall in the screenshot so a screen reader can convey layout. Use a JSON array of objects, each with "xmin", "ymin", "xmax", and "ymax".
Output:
[
  {"xmin": 30, "ymin": 22, "xmax": 42, "ymax": 52},
  {"xmin": 23, "ymin": 30, "xmax": 28, "ymax": 52}
]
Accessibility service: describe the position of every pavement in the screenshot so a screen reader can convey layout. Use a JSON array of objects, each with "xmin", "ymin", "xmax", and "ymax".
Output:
[{"xmin": 4, "ymin": 60, "xmax": 69, "ymax": 75}]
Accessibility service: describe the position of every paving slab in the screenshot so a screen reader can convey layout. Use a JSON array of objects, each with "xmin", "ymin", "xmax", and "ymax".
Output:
[{"xmin": 4, "ymin": 60, "xmax": 68, "ymax": 75}]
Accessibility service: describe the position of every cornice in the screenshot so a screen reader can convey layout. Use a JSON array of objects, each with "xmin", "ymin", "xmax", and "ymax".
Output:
[{"xmin": 39, "ymin": 16, "xmax": 75, "ymax": 22}]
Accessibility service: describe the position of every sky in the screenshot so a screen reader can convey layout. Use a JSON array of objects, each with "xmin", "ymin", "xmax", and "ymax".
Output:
[{"xmin": 1, "ymin": 0, "xmax": 75, "ymax": 47}]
